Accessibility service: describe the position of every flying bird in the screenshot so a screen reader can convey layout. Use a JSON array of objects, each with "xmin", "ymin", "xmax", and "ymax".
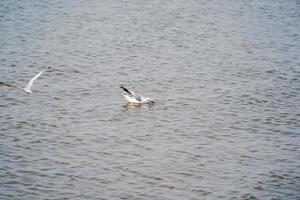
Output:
[
  {"xmin": 0, "ymin": 71, "xmax": 43, "ymax": 94},
  {"xmin": 23, "ymin": 71, "xmax": 43, "ymax": 94},
  {"xmin": 120, "ymin": 86, "xmax": 154, "ymax": 104}
]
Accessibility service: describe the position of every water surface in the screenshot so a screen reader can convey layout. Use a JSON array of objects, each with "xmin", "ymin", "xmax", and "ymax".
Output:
[{"xmin": 0, "ymin": 0, "xmax": 300, "ymax": 199}]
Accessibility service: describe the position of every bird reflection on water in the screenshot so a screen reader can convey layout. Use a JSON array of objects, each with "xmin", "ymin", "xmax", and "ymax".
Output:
[{"xmin": 122, "ymin": 102, "xmax": 155, "ymax": 112}]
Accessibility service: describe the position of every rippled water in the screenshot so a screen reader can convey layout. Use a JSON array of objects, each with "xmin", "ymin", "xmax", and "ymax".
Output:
[{"xmin": 1, "ymin": 0, "xmax": 300, "ymax": 199}]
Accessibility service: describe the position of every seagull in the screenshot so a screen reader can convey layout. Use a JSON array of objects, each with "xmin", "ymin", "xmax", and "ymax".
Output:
[
  {"xmin": 120, "ymin": 86, "xmax": 154, "ymax": 104},
  {"xmin": 0, "ymin": 71, "xmax": 43, "ymax": 94},
  {"xmin": 23, "ymin": 71, "xmax": 43, "ymax": 94}
]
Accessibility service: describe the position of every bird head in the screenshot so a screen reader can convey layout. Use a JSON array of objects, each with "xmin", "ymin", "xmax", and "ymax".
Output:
[{"xmin": 144, "ymin": 98, "xmax": 154, "ymax": 104}]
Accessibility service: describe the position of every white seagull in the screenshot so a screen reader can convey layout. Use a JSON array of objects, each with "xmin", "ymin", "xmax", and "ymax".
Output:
[
  {"xmin": 121, "ymin": 86, "xmax": 154, "ymax": 104},
  {"xmin": 22, "ymin": 71, "xmax": 43, "ymax": 94},
  {"xmin": 0, "ymin": 71, "xmax": 43, "ymax": 94}
]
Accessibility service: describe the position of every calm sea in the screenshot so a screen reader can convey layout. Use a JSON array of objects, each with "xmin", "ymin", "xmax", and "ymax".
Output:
[{"xmin": 0, "ymin": 0, "xmax": 299, "ymax": 199}]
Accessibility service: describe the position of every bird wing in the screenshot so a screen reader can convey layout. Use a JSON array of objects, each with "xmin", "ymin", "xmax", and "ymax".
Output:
[
  {"xmin": 134, "ymin": 94, "xmax": 143, "ymax": 102},
  {"xmin": 121, "ymin": 86, "xmax": 144, "ymax": 103},
  {"xmin": 24, "ymin": 71, "xmax": 43, "ymax": 91},
  {"xmin": 120, "ymin": 86, "xmax": 135, "ymax": 96}
]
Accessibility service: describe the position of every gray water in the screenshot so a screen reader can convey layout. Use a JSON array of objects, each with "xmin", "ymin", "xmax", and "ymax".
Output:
[{"xmin": 1, "ymin": 0, "xmax": 300, "ymax": 199}]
